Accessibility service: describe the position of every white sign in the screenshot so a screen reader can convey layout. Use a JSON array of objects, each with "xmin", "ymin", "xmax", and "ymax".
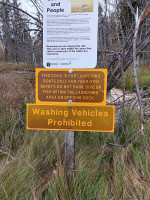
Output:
[{"xmin": 43, "ymin": 0, "xmax": 98, "ymax": 68}]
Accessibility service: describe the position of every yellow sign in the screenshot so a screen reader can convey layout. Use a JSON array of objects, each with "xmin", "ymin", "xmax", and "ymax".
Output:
[
  {"xmin": 36, "ymin": 69, "xmax": 107, "ymax": 104},
  {"xmin": 27, "ymin": 104, "xmax": 115, "ymax": 132}
]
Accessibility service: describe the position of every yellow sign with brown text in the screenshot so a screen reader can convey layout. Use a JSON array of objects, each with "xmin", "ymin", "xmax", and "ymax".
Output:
[{"xmin": 27, "ymin": 104, "xmax": 114, "ymax": 132}]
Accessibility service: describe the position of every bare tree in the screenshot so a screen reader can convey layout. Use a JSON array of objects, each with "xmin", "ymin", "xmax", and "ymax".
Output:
[
  {"xmin": 0, "ymin": 0, "xmax": 149, "ymax": 84},
  {"xmin": 0, "ymin": 0, "xmax": 43, "ymax": 64},
  {"xmin": 98, "ymin": 0, "xmax": 150, "ymax": 93}
]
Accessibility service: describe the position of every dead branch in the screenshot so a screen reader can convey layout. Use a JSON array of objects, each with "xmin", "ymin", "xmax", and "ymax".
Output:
[{"xmin": 0, "ymin": 1, "xmax": 43, "ymax": 25}]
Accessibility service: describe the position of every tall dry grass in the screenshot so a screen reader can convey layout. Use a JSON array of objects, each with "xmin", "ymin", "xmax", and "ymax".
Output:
[
  {"xmin": 0, "ymin": 71, "xmax": 35, "ymax": 107},
  {"xmin": 0, "ymin": 113, "xmax": 149, "ymax": 199},
  {"xmin": 116, "ymin": 62, "xmax": 150, "ymax": 91},
  {"xmin": 0, "ymin": 62, "xmax": 150, "ymax": 199}
]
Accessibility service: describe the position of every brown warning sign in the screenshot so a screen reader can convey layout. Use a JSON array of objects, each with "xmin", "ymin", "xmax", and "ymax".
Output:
[
  {"xmin": 36, "ymin": 69, "xmax": 107, "ymax": 104},
  {"xmin": 27, "ymin": 104, "xmax": 114, "ymax": 132}
]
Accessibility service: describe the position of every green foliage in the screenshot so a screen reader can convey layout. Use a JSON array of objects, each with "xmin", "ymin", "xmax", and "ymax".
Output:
[
  {"xmin": 0, "ymin": 109, "xmax": 150, "ymax": 199},
  {"xmin": 116, "ymin": 68, "xmax": 150, "ymax": 91}
]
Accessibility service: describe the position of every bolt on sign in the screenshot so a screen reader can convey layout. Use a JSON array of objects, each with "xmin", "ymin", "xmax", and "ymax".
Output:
[
  {"xmin": 43, "ymin": 0, "xmax": 98, "ymax": 68},
  {"xmin": 27, "ymin": 104, "xmax": 115, "ymax": 132},
  {"xmin": 36, "ymin": 69, "xmax": 107, "ymax": 104}
]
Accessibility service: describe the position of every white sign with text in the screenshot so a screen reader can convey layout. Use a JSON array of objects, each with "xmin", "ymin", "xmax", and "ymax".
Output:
[{"xmin": 43, "ymin": 0, "xmax": 98, "ymax": 68}]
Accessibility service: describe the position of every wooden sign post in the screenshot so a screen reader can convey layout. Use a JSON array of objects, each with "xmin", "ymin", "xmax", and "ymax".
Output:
[{"xmin": 65, "ymin": 131, "xmax": 75, "ymax": 179}]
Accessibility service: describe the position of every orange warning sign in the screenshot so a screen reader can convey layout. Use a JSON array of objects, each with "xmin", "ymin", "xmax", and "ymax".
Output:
[
  {"xmin": 36, "ymin": 69, "xmax": 107, "ymax": 104},
  {"xmin": 27, "ymin": 104, "xmax": 114, "ymax": 132}
]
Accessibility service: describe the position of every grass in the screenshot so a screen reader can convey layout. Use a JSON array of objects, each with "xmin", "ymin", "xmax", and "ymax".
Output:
[
  {"xmin": 0, "ymin": 62, "xmax": 40, "ymax": 72},
  {"xmin": 0, "ymin": 71, "xmax": 35, "ymax": 108},
  {"xmin": 116, "ymin": 67, "xmax": 150, "ymax": 91},
  {"xmin": 0, "ymin": 108, "xmax": 150, "ymax": 199},
  {"xmin": 0, "ymin": 63, "xmax": 150, "ymax": 199}
]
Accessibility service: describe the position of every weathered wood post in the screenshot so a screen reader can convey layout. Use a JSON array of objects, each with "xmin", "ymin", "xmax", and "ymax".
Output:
[{"xmin": 65, "ymin": 131, "xmax": 75, "ymax": 181}]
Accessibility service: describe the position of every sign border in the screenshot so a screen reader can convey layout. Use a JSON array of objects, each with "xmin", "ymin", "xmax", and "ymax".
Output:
[
  {"xmin": 43, "ymin": 0, "xmax": 98, "ymax": 69},
  {"xmin": 26, "ymin": 103, "xmax": 114, "ymax": 132},
  {"xmin": 35, "ymin": 68, "xmax": 107, "ymax": 105}
]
